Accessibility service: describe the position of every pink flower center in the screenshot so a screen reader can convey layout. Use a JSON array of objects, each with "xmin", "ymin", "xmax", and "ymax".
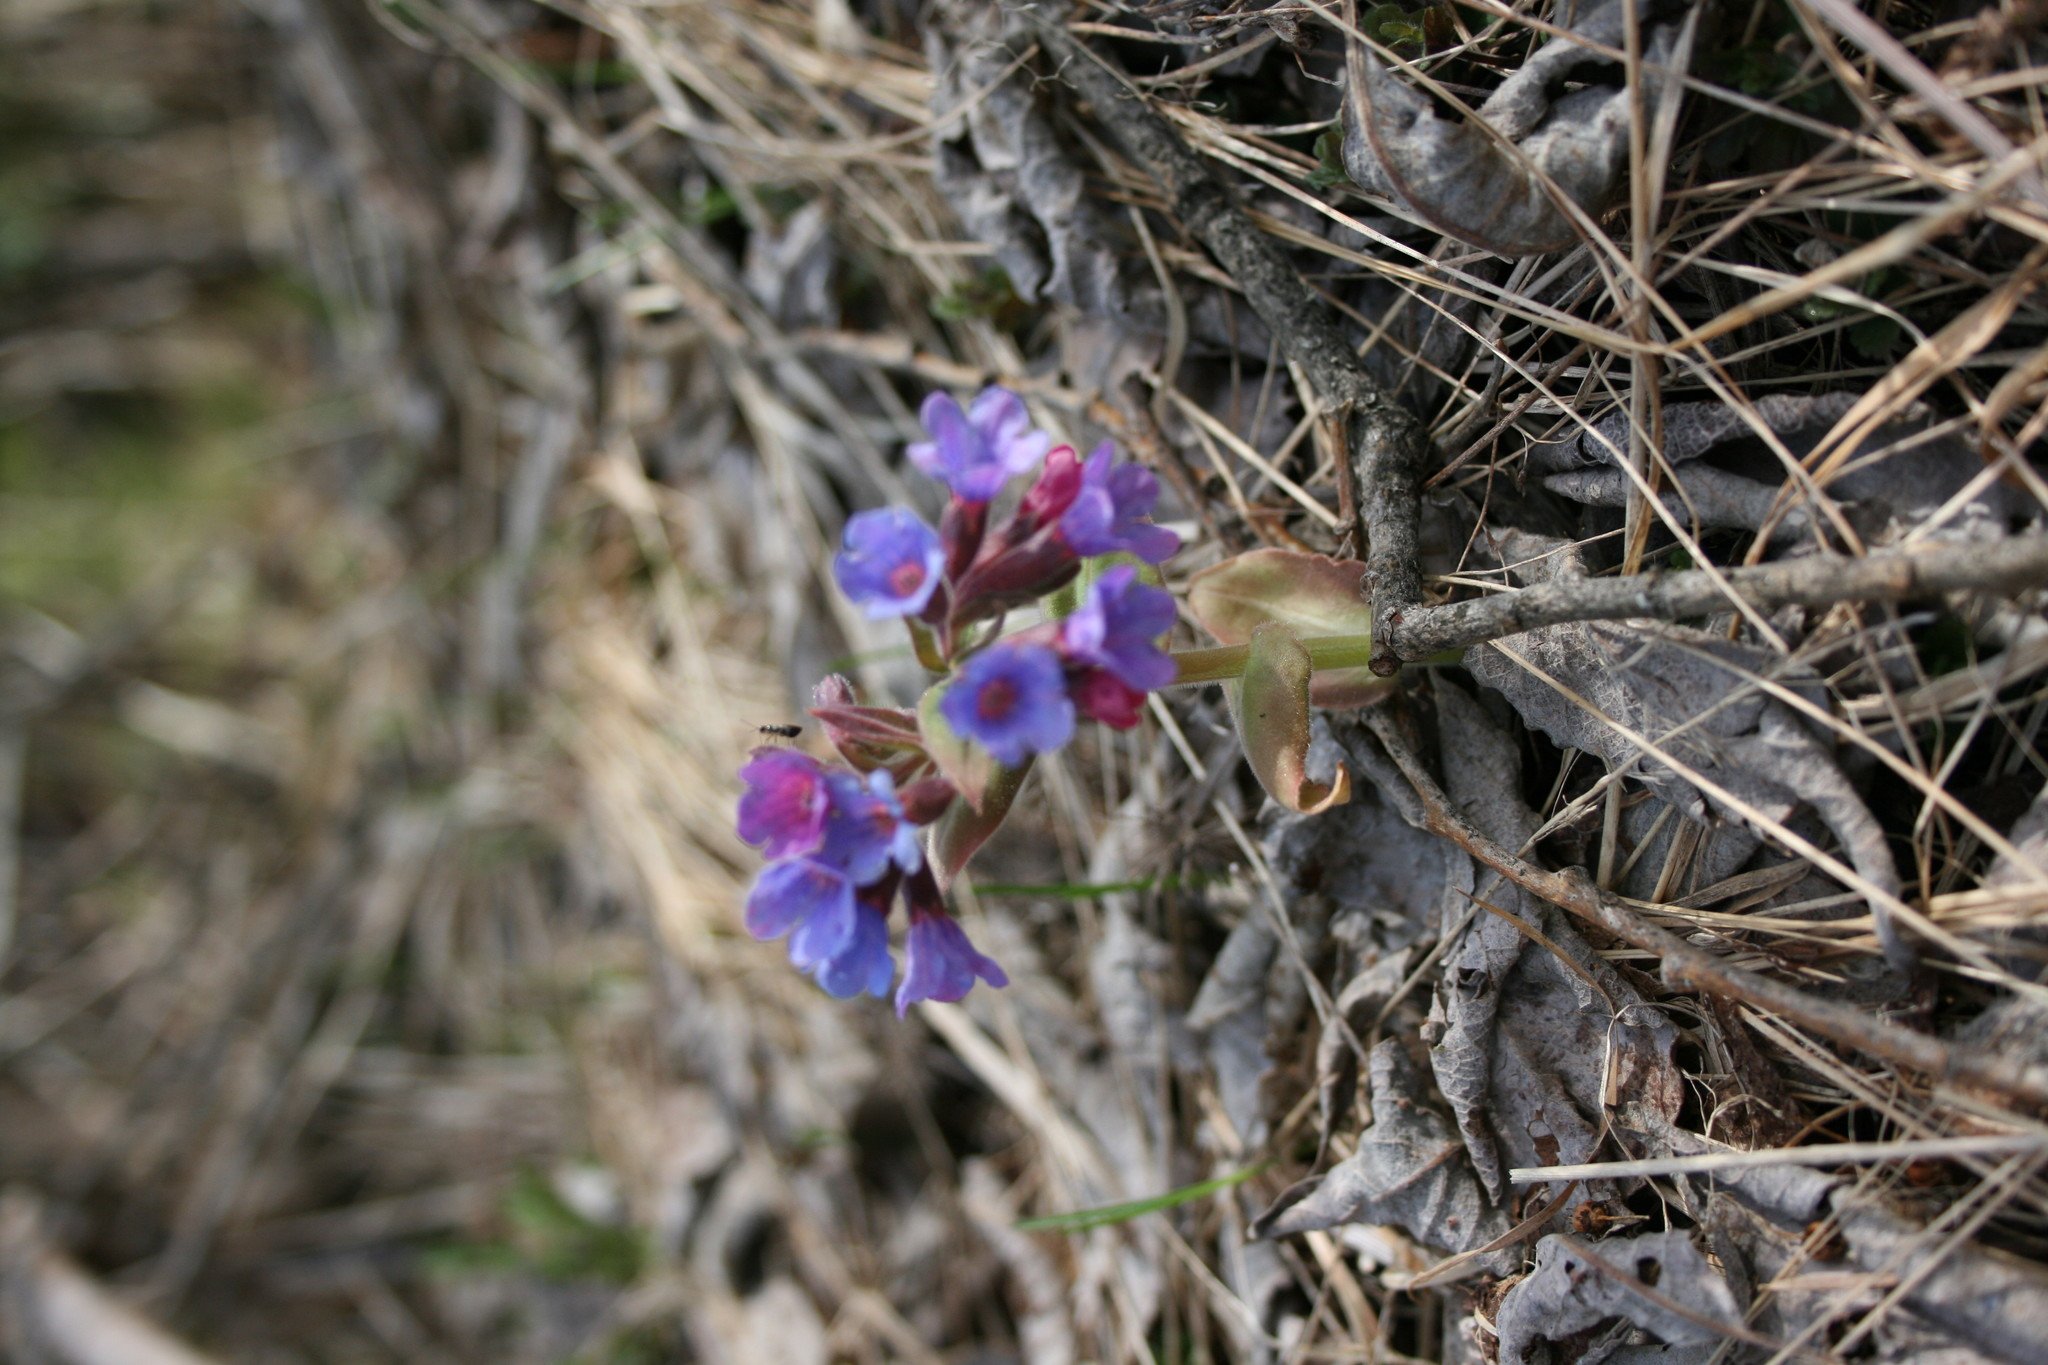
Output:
[
  {"xmin": 976, "ymin": 678, "xmax": 1017, "ymax": 722},
  {"xmin": 887, "ymin": 561, "xmax": 927, "ymax": 598}
]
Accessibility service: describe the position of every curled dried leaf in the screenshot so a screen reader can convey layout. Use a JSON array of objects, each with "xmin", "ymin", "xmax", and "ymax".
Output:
[{"xmin": 1344, "ymin": 0, "xmax": 1695, "ymax": 256}]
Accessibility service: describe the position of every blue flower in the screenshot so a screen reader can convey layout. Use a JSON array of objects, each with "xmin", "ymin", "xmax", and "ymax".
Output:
[
  {"xmin": 940, "ymin": 641, "xmax": 1075, "ymax": 767},
  {"xmin": 736, "ymin": 748, "xmax": 829, "ymax": 859},
  {"xmin": 1058, "ymin": 565, "xmax": 1177, "ymax": 692},
  {"xmin": 819, "ymin": 768, "xmax": 923, "ymax": 882},
  {"xmin": 813, "ymin": 904, "xmax": 895, "ymax": 999},
  {"xmin": 908, "ymin": 387, "xmax": 1051, "ymax": 503},
  {"xmin": 745, "ymin": 857, "xmax": 857, "ymax": 966},
  {"xmin": 895, "ymin": 911, "xmax": 1008, "ymax": 1014},
  {"xmin": 834, "ymin": 507, "xmax": 945, "ymax": 620},
  {"xmin": 1058, "ymin": 442, "xmax": 1180, "ymax": 565}
]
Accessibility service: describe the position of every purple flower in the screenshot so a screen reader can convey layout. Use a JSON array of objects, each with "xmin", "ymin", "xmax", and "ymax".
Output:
[
  {"xmin": 1058, "ymin": 565, "xmax": 1177, "ymax": 692},
  {"xmin": 941, "ymin": 642, "xmax": 1075, "ymax": 767},
  {"xmin": 835, "ymin": 508, "xmax": 945, "ymax": 620},
  {"xmin": 745, "ymin": 858, "xmax": 857, "ymax": 966},
  {"xmin": 812, "ymin": 904, "xmax": 895, "ymax": 999},
  {"xmin": 908, "ymin": 387, "xmax": 1052, "ymax": 503},
  {"xmin": 1058, "ymin": 442, "xmax": 1180, "ymax": 565},
  {"xmin": 896, "ymin": 910, "xmax": 1008, "ymax": 1015},
  {"xmin": 819, "ymin": 768, "xmax": 923, "ymax": 882},
  {"xmin": 736, "ymin": 748, "xmax": 829, "ymax": 859}
]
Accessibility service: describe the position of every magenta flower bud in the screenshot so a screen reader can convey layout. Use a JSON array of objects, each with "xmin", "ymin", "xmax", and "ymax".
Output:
[
  {"xmin": 896, "ymin": 775, "xmax": 958, "ymax": 825},
  {"xmin": 1015, "ymin": 444, "xmax": 1085, "ymax": 532},
  {"xmin": 947, "ymin": 540, "xmax": 1084, "ymax": 626},
  {"xmin": 1058, "ymin": 442, "xmax": 1180, "ymax": 564},
  {"xmin": 835, "ymin": 507, "xmax": 945, "ymax": 620},
  {"xmin": 895, "ymin": 905, "xmax": 1008, "ymax": 1015},
  {"xmin": 907, "ymin": 387, "xmax": 1051, "ymax": 504},
  {"xmin": 736, "ymin": 748, "xmax": 829, "ymax": 859},
  {"xmin": 1058, "ymin": 565, "xmax": 1177, "ymax": 692},
  {"xmin": 941, "ymin": 641, "xmax": 1076, "ymax": 767},
  {"xmin": 812, "ymin": 901, "xmax": 895, "ymax": 999},
  {"xmin": 1068, "ymin": 668, "xmax": 1148, "ymax": 730},
  {"xmin": 820, "ymin": 769, "xmax": 924, "ymax": 882}
]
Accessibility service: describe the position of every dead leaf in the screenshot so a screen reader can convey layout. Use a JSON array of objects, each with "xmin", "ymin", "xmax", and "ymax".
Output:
[
  {"xmin": 1252, "ymin": 1039, "xmax": 1511, "ymax": 1261},
  {"xmin": 1836, "ymin": 1194, "xmax": 2048, "ymax": 1364},
  {"xmin": 1534, "ymin": 392, "xmax": 2039, "ymax": 545},
  {"xmin": 1493, "ymin": 1230, "xmax": 1744, "ymax": 1365},
  {"xmin": 1427, "ymin": 680, "xmax": 1685, "ymax": 1204},
  {"xmin": 1464, "ymin": 538, "xmax": 1911, "ymax": 968},
  {"xmin": 1343, "ymin": 1, "xmax": 1696, "ymax": 256}
]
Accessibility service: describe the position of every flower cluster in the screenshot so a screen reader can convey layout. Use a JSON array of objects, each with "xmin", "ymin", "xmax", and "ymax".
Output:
[
  {"xmin": 835, "ymin": 389, "xmax": 1180, "ymax": 764},
  {"xmin": 738, "ymin": 744, "xmax": 1004, "ymax": 1012},
  {"xmin": 739, "ymin": 387, "xmax": 1181, "ymax": 1011}
]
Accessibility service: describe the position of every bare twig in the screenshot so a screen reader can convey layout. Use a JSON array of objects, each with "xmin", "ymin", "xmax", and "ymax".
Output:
[
  {"xmin": 1360, "ymin": 708, "xmax": 2048, "ymax": 1112},
  {"xmin": 1512, "ymin": 1133, "xmax": 2048, "ymax": 1187},
  {"xmin": 1379, "ymin": 534, "xmax": 2048, "ymax": 660},
  {"xmin": 1017, "ymin": 2, "xmax": 1431, "ymax": 674}
]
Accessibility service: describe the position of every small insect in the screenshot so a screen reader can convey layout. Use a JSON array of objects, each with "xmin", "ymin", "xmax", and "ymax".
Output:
[{"xmin": 756, "ymin": 723, "xmax": 803, "ymax": 740}]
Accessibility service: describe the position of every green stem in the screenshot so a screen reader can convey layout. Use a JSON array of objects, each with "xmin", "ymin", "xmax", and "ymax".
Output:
[{"xmin": 1169, "ymin": 633, "xmax": 1378, "ymax": 686}]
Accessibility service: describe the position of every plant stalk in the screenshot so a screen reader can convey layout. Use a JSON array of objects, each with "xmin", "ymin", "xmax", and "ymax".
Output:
[{"xmin": 1169, "ymin": 633, "xmax": 1378, "ymax": 686}]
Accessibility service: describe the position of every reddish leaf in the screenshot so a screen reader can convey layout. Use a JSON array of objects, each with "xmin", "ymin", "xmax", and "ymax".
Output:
[
  {"xmin": 1226, "ymin": 624, "xmax": 1351, "ymax": 814},
  {"xmin": 1186, "ymin": 549, "xmax": 1391, "ymax": 710}
]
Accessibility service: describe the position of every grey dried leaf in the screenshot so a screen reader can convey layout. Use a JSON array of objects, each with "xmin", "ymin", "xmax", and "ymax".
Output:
[
  {"xmin": 1465, "ymin": 544, "xmax": 1910, "ymax": 967},
  {"xmin": 1613, "ymin": 789, "xmax": 1760, "ymax": 905},
  {"xmin": 1342, "ymin": 0, "xmax": 1695, "ymax": 256},
  {"xmin": 1252, "ymin": 1039, "xmax": 1511, "ymax": 1260},
  {"xmin": 1984, "ymin": 783, "xmax": 2048, "ymax": 890},
  {"xmin": 1185, "ymin": 890, "xmax": 1327, "ymax": 1151},
  {"xmin": 1428, "ymin": 680, "xmax": 1685, "ymax": 1203},
  {"xmin": 1269, "ymin": 720, "xmax": 1467, "ymax": 943},
  {"xmin": 1535, "ymin": 392, "xmax": 2040, "ymax": 546},
  {"xmin": 1310, "ymin": 947, "xmax": 1415, "ymax": 1159},
  {"xmin": 1836, "ymin": 1195, "xmax": 2048, "ymax": 1365},
  {"xmin": 927, "ymin": 3, "xmax": 1133, "ymax": 318},
  {"xmin": 741, "ymin": 200, "xmax": 839, "ymax": 330},
  {"xmin": 1493, "ymin": 1230, "xmax": 1743, "ymax": 1365}
]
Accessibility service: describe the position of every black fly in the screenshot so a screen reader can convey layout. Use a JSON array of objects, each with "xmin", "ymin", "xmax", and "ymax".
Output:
[{"xmin": 756, "ymin": 723, "xmax": 803, "ymax": 740}]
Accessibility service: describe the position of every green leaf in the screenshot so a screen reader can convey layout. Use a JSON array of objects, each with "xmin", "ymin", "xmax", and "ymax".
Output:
[
  {"xmin": 918, "ymin": 678, "xmax": 999, "ymax": 811},
  {"xmin": 1186, "ymin": 549, "xmax": 1393, "ymax": 710},
  {"xmin": 1016, "ymin": 1161, "xmax": 1271, "ymax": 1233},
  {"xmin": 1360, "ymin": 4, "xmax": 1426, "ymax": 50},
  {"xmin": 1226, "ymin": 624, "xmax": 1350, "ymax": 814},
  {"xmin": 930, "ymin": 266, "xmax": 1018, "ymax": 322},
  {"xmin": 1042, "ymin": 552, "xmax": 1150, "ymax": 623},
  {"xmin": 929, "ymin": 759, "xmax": 1030, "ymax": 886},
  {"xmin": 1847, "ymin": 313, "xmax": 1902, "ymax": 359},
  {"xmin": 1306, "ymin": 127, "xmax": 1350, "ymax": 191}
]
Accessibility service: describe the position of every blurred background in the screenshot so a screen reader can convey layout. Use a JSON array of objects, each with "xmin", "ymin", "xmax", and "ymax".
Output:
[{"xmin": 1, "ymin": 1, "xmax": 1021, "ymax": 1359}]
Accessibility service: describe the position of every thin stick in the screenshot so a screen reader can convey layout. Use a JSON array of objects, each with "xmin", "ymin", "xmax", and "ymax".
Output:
[
  {"xmin": 1019, "ymin": 3, "xmax": 1431, "ymax": 675},
  {"xmin": 1377, "ymin": 534, "xmax": 2048, "ymax": 661},
  {"xmin": 1360, "ymin": 709, "xmax": 2048, "ymax": 1111},
  {"xmin": 1511, "ymin": 1133, "xmax": 2048, "ymax": 1186}
]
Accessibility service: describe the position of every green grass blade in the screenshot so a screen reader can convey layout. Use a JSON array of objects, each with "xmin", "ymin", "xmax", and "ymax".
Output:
[{"xmin": 1014, "ymin": 1162, "xmax": 1270, "ymax": 1233}]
